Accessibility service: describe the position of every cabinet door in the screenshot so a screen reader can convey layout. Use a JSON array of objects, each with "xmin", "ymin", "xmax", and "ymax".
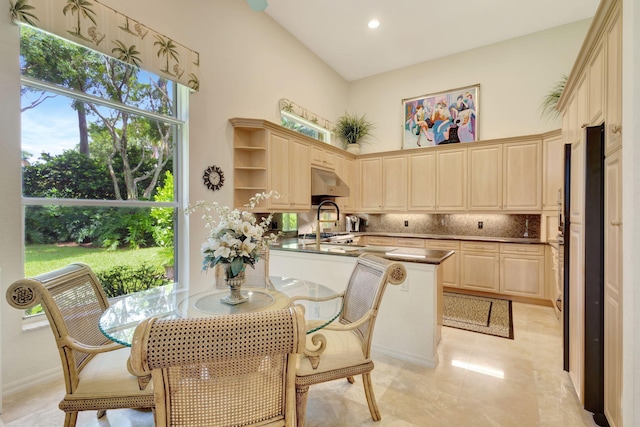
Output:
[
  {"xmin": 503, "ymin": 140, "xmax": 542, "ymax": 211},
  {"xmin": 425, "ymin": 240, "xmax": 459, "ymax": 288},
  {"xmin": 468, "ymin": 144, "xmax": 502, "ymax": 210},
  {"xmin": 570, "ymin": 138, "xmax": 585, "ymax": 225},
  {"xmin": 605, "ymin": 10, "xmax": 622, "ymax": 156},
  {"xmin": 604, "ymin": 149, "xmax": 622, "ymax": 427},
  {"xmin": 268, "ymin": 132, "xmax": 292, "ymax": 209},
  {"xmin": 500, "ymin": 253, "xmax": 545, "ymax": 298},
  {"xmin": 311, "ymin": 145, "xmax": 335, "ymax": 170},
  {"xmin": 542, "ymin": 133, "xmax": 564, "ymax": 211},
  {"xmin": 460, "ymin": 251, "xmax": 500, "ymax": 292},
  {"xmin": 436, "ymin": 149, "xmax": 467, "ymax": 211},
  {"xmin": 408, "ymin": 152, "xmax": 436, "ymax": 211},
  {"xmin": 383, "ymin": 155, "xmax": 407, "ymax": 211},
  {"xmin": 588, "ymin": 40, "xmax": 605, "ymax": 126},
  {"xmin": 568, "ymin": 222, "xmax": 585, "ymax": 402},
  {"xmin": 359, "ymin": 158, "xmax": 383, "ymax": 211},
  {"xmin": 289, "ymin": 139, "xmax": 310, "ymax": 209},
  {"xmin": 508, "ymin": 141, "xmax": 543, "ymax": 210}
]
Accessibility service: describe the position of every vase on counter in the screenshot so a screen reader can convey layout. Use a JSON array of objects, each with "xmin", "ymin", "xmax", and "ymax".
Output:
[{"xmin": 220, "ymin": 264, "xmax": 248, "ymax": 305}]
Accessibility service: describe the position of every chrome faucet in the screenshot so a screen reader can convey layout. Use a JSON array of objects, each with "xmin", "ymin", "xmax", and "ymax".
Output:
[{"xmin": 316, "ymin": 200, "xmax": 340, "ymax": 249}]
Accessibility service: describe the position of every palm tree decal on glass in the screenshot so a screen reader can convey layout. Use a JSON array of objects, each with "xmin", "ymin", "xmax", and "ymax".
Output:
[
  {"xmin": 63, "ymin": 0, "xmax": 97, "ymax": 43},
  {"xmin": 10, "ymin": 0, "xmax": 39, "ymax": 26},
  {"xmin": 154, "ymin": 35, "xmax": 179, "ymax": 77},
  {"xmin": 112, "ymin": 40, "xmax": 142, "ymax": 67}
]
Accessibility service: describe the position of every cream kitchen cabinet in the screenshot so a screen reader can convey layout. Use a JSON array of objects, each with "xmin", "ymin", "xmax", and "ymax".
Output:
[
  {"xmin": 568, "ymin": 222, "xmax": 585, "ymax": 402},
  {"xmin": 311, "ymin": 144, "xmax": 336, "ymax": 170},
  {"xmin": 468, "ymin": 144, "xmax": 502, "ymax": 211},
  {"xmin": 459, "ymin": 241, "xmax": 500, "ymax": 293},
  {"xmin": 605, "ymin": 7, "xmax": 622, "ymax": 156},
  {"xmin": 542, "ymin": 131, "xmax": 564, "ymax": 211},
  {"xmin": 232, "ymin": 125, "xmax": 268, "ymax": 209},
  {"xmin": 408, "ymin": 151, "xmax": 436, "ymax": 211},
  {"xmin": 587, "ymin": 39, "xmax": 605, "ymax": 126},
  {"xmin": 335, "ymin": 154, "xmax": 356, "ymax": 211},
  {"xmin": 604, "ymin": 148, "xmax": 622, "ymax": 427},
  {"xmin": 436, "ymin": 148, "xmax": 467, "ymax": 211},
  {"xmin": 358, "ymin": 155, "xmax": 407, "ymax": 212},
  {"xmin": 425, "ymin": 239, "xmax": 459, "ymax": 288},
  {"xmin": 502, "ymin": 140, "xmax": 542, "ymax": 211},
  {"xmin": 499, "ymin": 243, "xmax": 545, "ymax": 299},
  {"xmin": 267, "ymin": 131, "xmax": 311, "ymax": 212}
]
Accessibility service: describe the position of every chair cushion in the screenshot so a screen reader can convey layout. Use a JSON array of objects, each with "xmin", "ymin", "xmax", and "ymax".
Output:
[
  {"xmin": 72, "ymin": 347, "xmax": 152, "ymax": 397},
  {"xmin": 296, "ymin": 329, "xmax": 370, "ymax": 377}
]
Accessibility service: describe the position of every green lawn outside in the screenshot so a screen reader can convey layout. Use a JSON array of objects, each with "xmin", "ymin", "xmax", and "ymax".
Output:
[{"xmin": 25, "ymin": 244, "xmax": 166, "ymax": 277}]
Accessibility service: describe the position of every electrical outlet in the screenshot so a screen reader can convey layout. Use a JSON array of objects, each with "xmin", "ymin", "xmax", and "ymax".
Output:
[
  {"xmin": 478, "ymin": 221, "xmax": 483, "ymax": 229},
  {"xmin": 404, "ymin": 220, "xmax": 409, "ymax": 227}
]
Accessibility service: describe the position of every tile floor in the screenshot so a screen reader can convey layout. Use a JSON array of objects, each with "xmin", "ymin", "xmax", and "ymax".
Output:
[{"xmin": 0, "ymin": 302, "xmax": 597, "ymax": 427}]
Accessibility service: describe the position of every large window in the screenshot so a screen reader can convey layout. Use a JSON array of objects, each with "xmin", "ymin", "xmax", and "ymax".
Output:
[{"xmin": 20, "ymin": 26, "xmax": 186, "ymax": 311}]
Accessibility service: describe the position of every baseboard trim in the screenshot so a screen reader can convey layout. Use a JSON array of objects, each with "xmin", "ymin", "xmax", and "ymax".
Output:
[
  {"xmin": 2, "ymin": 366, "xmax": 61, "ymax": 397},
  {"xmin": 372, "ymin": 343, "xmax": 438, "ymax": 368}
]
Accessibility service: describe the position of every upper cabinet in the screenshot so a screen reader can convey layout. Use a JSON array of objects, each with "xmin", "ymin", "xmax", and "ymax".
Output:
[
  {"xmin": 436, "ymin": 148, "xmax": 467, "ymax": 211},
  {"xmin": 587, "ymin": 40, "xmax": 605, "ymax": 126},
  {"xmin": 358, "ymin": 155, "xmax": 407, "ymax": 212},
  {"xmin": 267, "ymin": 131, "xmax": 311, "ymax": 211},
  {"xmin": 408, "ymin": 151, "xmax": 436, "ymax": 211},
  {"xmin": 468, "ymin": 144, "xmax": 502, "ymax": 211},
  {"xmin": 311, "ymin": 145, "xmax": 336, "ymax": 170},
  {"xmin": 503, "ymin": 140, "xmax": 542, "ymax": 211},
  {"xmin": 605, "ymin": 7, "xmax": 622, "ymax": 155},
  {"xmin": 542, "ymin": 130, "xmax": 564, "ymax": 211},
  {"xmin": 231, "ymin": 125, "xmax": 268, "ymax": 209}
]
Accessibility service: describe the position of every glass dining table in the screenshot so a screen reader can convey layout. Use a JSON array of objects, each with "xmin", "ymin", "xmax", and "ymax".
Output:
[{"xmin": 99, "ymin": 275, "xmax": 342, "ymax": 347}]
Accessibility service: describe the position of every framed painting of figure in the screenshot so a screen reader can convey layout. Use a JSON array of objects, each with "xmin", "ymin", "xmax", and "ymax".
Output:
[{"xmin": 402, "ymin": 84, "xmax": 479, "ymax": 149}]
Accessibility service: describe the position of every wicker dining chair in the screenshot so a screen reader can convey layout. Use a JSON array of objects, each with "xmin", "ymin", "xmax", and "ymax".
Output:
[
  {"xmin": 5, "ymin": 263, "xmax": 155, "ymax": 427},
  {"xmin": 129, "ymin": 305, "xmax": 306, "ymax": 427},
  {"xmin": 292, "ymin": 254, "xmax": 407, "ymax": 426}
]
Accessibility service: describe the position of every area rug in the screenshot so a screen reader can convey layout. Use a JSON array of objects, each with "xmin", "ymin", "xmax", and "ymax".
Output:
[{"xmin": 443, "ymin": 292, "xmax": 514, "ymax": 339}]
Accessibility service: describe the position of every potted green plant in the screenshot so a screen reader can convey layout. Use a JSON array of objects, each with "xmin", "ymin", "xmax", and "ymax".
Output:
[
  {"xmin": 334, "ymin": 112, "xmax": 374, "ymax": 154},
  {"xmin": 540, "ymin": 74, "xmax": 567, "ymax": 120}
]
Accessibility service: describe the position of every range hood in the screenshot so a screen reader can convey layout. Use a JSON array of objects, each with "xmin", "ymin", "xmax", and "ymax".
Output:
[{"xmin": 311, "ymin": 167, "xmax": 350, "ymax": 197}]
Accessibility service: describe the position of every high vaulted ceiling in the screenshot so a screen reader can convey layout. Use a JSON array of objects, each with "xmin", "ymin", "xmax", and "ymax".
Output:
[{"xmin": 265, "ymin": 0, "xmax": 601, "ymax": 81}]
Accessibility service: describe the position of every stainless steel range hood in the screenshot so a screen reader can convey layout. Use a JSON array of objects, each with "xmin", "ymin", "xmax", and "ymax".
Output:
[{"xmin": 311, "ymin": 167, "xmax": 350, "ymax": 197}]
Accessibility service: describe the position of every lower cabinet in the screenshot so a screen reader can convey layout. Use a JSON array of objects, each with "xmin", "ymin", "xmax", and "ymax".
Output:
[
  {"xmin": 364, "ymin": 236, "xmax": 547, "ymax": 300},
  {"xmin": 459, "ymin": 241, "xmax": 500, "ymax": 292},
  {"xmin": 425, "ymin": 240, "xmax": 459, "ymax": 288},
  {"xmin": 499, "ymin": 243, "xmax": 545, "ymax": 298}
]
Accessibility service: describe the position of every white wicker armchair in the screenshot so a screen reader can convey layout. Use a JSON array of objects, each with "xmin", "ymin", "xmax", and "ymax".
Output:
[
  {"xmin": 5, "ymin": 263, "xmax": 155, "ymax": 427},
  {"xmin": 292, "ymin": 254, "xmax": 407, "ymax": 426},
  {"xmin": 129, "ymin": 305, "xmax": 306, "ymax": 427}
]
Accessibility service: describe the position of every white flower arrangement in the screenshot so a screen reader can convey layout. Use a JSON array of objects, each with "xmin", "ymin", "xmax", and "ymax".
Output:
[{"xmin": 187, "ymin": 191, "xmax": 281, "ymax": 278}]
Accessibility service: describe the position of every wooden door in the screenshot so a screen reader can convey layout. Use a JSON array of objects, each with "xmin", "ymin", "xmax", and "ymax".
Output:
[
  {"xmin": 468, "ymin": 144, "xmax": 502, "ymax": 210},
  {"xmin": 604, "ymin": 149, "xmax": 622, "ymax": 427},
  {"xmin": 359, "ymin": 157, "xmax": 383, "ymax": 211},
  {"xmin": 436, "ymin": 149, "xmax": 467, "ymax": 211},
  {"xmin": 408, "ymin": 152, "xmax": 436, "ymax": 211},
  {"xmin": 382, "ymin": 155, "xmax": 407, "ymax": 211},
  {"xmin": 503, "ymin": 140, "xmax": 542, "ymax": 211}
]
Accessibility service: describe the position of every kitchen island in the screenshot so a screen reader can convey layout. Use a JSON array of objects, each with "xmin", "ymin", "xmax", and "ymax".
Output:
[{"xmin": 269, "ymin": 242, "xmax": 453, "ymax": 368}]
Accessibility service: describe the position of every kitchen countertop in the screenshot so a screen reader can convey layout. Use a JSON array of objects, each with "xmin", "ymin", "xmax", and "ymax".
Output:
[{"xmin": 271, "ymin": 242, "xmax": 454, "ymax": 265}]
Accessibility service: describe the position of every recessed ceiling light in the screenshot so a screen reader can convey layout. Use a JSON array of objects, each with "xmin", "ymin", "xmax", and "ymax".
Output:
[{"xmin": 368, "ymin": 20, "xmax": 380, "ymax": 29}]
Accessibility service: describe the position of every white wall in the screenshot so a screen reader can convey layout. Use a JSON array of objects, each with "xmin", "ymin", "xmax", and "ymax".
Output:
[{"xmin": 348, "ymin": 20, "xmax": 591, "ymax": 153}]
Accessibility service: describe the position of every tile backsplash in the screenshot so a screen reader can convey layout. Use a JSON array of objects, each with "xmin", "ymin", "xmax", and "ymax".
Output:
[
  {"xmin": 356, "ymin": 213, "xmax": 540, "ymax": 239},
  {"xmin": 289, "ymin": 211, "xmax": 540, "ymax": 239}
]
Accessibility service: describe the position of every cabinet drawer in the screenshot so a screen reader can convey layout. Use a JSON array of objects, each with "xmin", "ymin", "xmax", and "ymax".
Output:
[
  {"xmin": 425, "ymin": 239, "xmax": 459, "ymax": 250},
  {"xmin": 366, "ymin": 236, "xmax": 395, "ymax": 246},
  {"xmin": 500, "ymin": 243, "xmax": 545, "ymax": 256},
  {"xmin": 460, "ymin": 241, "xmax": 499, "ymax": 252},
  {"xmin": 394, "ymin": 238, "xmax": 425, "ymax": 248}
]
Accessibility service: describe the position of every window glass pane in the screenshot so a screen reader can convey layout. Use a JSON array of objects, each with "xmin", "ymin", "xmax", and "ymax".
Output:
[
  {"xmin": 21, "ymin": 89, "xmax": 176, "ymax": 201},
  {"xmin": 20, "ymin": 26, "xmax": 175, "ymax": 114},
  {"xmin": 280, "ymin": 111, "xmax": 331, "ymax": 143}
]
